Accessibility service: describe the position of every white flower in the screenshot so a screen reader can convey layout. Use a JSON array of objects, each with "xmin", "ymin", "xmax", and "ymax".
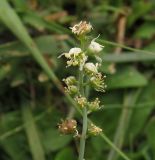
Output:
[
  {"xmin": 58, "ymin": 48, "xmax": 82, "ymax": 59},
  {"xmin": 89, "ymin": 35, "xmax": 104, "ymax": 53},
  {"xmin": 70, "ymin": 21, "xmax": 93, "ymax": 36},
  {"xmin": 58, "ymin": 47, "xmax": 87, "ymax": 70},
  {"xmin": 84, "ymin": 62, "xmax": 98, "ymax": 74}
]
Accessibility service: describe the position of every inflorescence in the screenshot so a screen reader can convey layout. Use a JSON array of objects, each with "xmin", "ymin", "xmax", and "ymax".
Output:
[{"xmin": 58, "ymin": 21, "xmax": 106, "ymax": 136}]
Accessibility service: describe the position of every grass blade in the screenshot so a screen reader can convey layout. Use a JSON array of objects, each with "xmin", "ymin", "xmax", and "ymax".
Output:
[
  {"xmin": 107, "ymin": 90, "xmax": 141, "ymax": 160},
  {"xmin": 21, "ymin": 101, "xmax": 46, "ymax": 160}
]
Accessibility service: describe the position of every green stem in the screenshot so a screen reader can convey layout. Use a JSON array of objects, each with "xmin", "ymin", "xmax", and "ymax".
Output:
[
  {"xmin": 78, "ymin": 70, "xmax": 88, "ymax": 160},
  {"xmin": 79, "ymin": 107, "xmax": 87, "ymax": 160}
]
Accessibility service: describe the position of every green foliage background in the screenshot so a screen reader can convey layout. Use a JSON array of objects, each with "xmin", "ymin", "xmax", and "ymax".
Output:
[{"xmin": 0, "ymin": 0, "xmax": 155, "ymax": 160}]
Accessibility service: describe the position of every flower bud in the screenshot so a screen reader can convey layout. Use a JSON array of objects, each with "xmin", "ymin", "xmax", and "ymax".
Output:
[
  {"xmin": 84, "ymin": 62, "xmax": 98, "ymax": 75},
  {"xmin": 67, "ymin": 48, "xmax": 82, "ymax": 58},
  {"xmin": 58, "ymin": 119, "xmax": 77, "ymax": 135},
  {"xmin": 63, "ymin": 76, "xmax": 77, "ymax": 86},
  {"xmin": 88, "ymin": 123, "xmax": 102, "ymax": 136},
  {"xmin": 65, "ymin": 85, "xmax": 78, "ymax": 95},
  {"xmin": 59, "ymin": 48, "xmax": 82, "ymax": 59},
  {"xmin": 70, "ymin": 21, "xmax": 93, "ymax": 36},
  {"xmin": 89, "ymin": 36, "xmax": 104, "ymax": 53}
]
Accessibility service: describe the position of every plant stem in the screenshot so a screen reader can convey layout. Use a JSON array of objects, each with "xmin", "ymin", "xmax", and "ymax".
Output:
[{"xmin": 78, "ymin": 70, "xmax": 88, "ymax": 160}]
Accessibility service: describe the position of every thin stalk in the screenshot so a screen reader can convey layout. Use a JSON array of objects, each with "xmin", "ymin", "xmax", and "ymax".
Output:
[{"xmin": 78, "ymin": 70, "xmax": 88, "ymax": 160}]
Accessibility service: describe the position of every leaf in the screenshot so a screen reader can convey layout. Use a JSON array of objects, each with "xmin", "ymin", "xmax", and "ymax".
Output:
[
  {"xmin": 55, "ymin": 147, "xmax": 75, "ymax": 160},
  {"xmin": 102, "ymin": 52, "xmax": 155, "ymax": 63},
  {"xmin": 105, "ymin": 66, "xmax": 147, "ymax": 89},
  {"xmin": 42, "ymin": 129, "xmax": 72, "ymax": 153},
  {"xmin": 22, "ymin": 11, "xmax": 70, "ymax": 34},
  {"xmin": 21, "ymin": 102, "xmax": 46, "ymax": 160},
  {"xmin": 0, "ymin": 111, "xmax": 28, "ymax": 160},
  {"xmin": 127, "ymin": 80, "xmax": 155, "ymax": 138},
  {"xmin": 145, "ymin": 117, "xmax": 155, "ymax": 159},
  {"xmin": 107, "ymin": 90, "xmax": 141, "ymax": 160},
  {"xmin": 128, "ymin": 1, "xmax": 153, "ymax": 27},
  {"xmin": 0, "ymin": 64, "xmax": 11, "ymax": 81},
  {"xmin": 0, "ymin": 134, "xmax": 29, "ymax": 160},
  {"xmin": 134, "ymin": 22, "xmax": 155, "ymax": 39},
  {"xmin": 0, "ymin": 0, "xmax": 62, "ymax": 92},
  {"xmin": 0, "ymin": 35, "xmax": 69, "ymax": 57}
]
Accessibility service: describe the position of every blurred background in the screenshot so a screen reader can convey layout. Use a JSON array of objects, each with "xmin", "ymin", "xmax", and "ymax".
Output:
[{"xmin": 0, "ymin": 0, "xmax": 155, "ymax": 160}]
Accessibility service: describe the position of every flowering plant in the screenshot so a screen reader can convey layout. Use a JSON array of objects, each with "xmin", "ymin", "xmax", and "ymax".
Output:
[{"xmin": 58, "ymin": 21, "xmax": 106, "ymax": 160}]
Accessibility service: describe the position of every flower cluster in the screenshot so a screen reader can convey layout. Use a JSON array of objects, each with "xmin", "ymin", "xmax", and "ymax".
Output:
[
  {"xmin": 58, "ymin": 119, "xmax": 77, "ymax": 135},
  {"xmin": 88, "ymin": 123, "xmax": 102, "ymax": 136},
  {"xmin": 63, "ymin": 76, "xmax": 78, "ymax": 95},
  {"xmin": 58, "ymin": 21, "xmax": 105, "ymax": 137},
  {"xmin": 70, "ymin": 21, "xmax": 93, "ymax": 36}
]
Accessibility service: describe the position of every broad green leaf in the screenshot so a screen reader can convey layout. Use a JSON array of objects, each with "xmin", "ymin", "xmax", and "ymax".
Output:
[
  {"xmin": 0, "ymin": 111, "xmax": 28, "ymax": 160},
  {"xmin": 55, "ymin": 147, "xmax": 75, "ymax": 160},
  {"xmin": 22, "ymin": 103, "xmax": 46, "ymax": 160},
  {"xmin": 105, "ymin": 66, "xmax": 147, "ymax": 89},
  {"xmin": 0, "ymin": 134, "xmax": 29, "ymax": 160},
  {"xmin": 11, "ymin": 0, "xmax": 27, "ymax": 10},
  {"xmin": 42, "ymin": 129, "xmax": 71, "ymax": 153},
  {"xmin": 134, "ymin": 22, "xmax": 155, "ymax": 39},
  {"xmin": 128, "ymin": 1, "xmax": 153, "ymax": 27}
]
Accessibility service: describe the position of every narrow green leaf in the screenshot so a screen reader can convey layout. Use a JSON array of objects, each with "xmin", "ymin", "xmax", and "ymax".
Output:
[
  {"xmin": 107, "ymin": 90, "xmax": 141, "ymax": 160},
  {"xmin": 145, "ymin": 117, "xmax": 155, "ymax": 159},
  {"xmin": 127, "ymin": 80, "xmax": 155, "ymax": 137},
  {"xmin": 102, "ymin": 52, "xmax": 155, "ymax": 63},
  {"xmin": 22, "ymin": 103, "xmax": 46, "ymax": 160}
]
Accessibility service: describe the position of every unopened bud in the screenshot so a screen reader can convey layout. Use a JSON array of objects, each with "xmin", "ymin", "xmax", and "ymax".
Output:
[{"xmin": 84, "ymin": 62, "xmax": 98, "ymax": 75}]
